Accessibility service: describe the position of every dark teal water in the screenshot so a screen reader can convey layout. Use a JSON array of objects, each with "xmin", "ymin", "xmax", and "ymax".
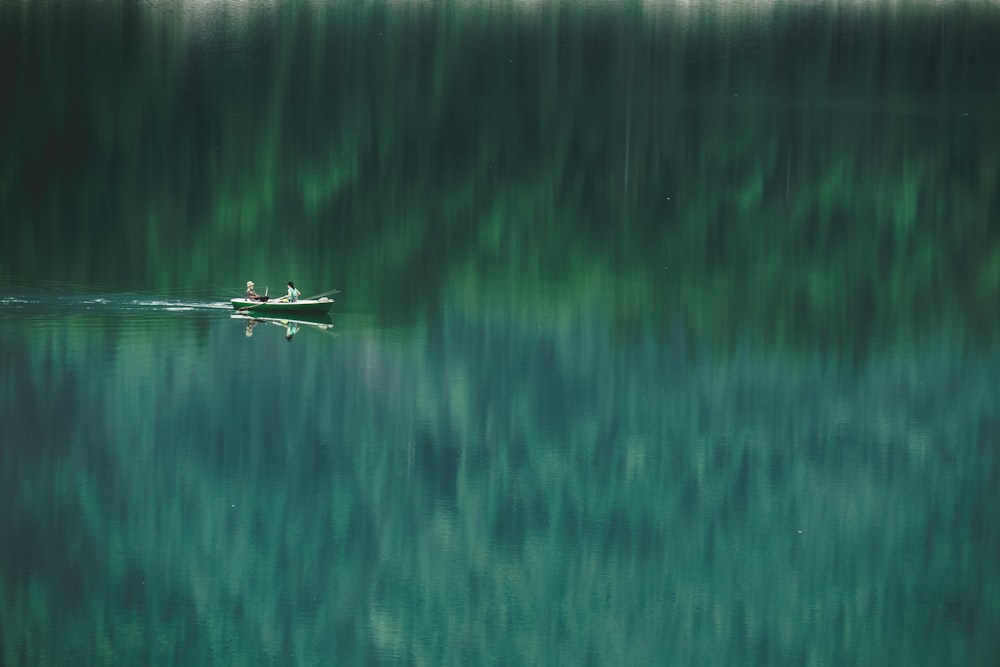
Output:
[
  {"xmin": 2, "ymin": 1, "xmax": 999, "ymax": 664},
  {"xmin": 2, "ymin": 290, "xmax": 998, "ymax": 665}
]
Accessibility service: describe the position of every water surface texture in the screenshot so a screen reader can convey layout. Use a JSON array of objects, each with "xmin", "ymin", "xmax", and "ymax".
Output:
[{"xmin": 1, "ymin": 1, "xmax": 998, "ymax": 665}]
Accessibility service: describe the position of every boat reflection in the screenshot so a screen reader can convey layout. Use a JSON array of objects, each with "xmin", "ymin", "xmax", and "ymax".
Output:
[{"xmin": 231, "ymin": 312, "xmax": 334, "ymax": 340}]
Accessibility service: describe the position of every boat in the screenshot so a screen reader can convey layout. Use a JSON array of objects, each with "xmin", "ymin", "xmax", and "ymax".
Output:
[{"xmin": 230, "ymin": 297, "xmax": 334, "ymax": 314}]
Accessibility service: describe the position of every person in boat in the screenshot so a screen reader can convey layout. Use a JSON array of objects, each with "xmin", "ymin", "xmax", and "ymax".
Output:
[
  {"xmin": 282, "ymin": 281, "xmax": 301, "ymax": 303},
  {"xmin": 245, "ymin": 280, "xmax": 268, "ymax": 302}
]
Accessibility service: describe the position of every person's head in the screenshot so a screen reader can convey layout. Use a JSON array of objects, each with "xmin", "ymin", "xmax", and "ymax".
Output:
[
  {"xmin": 288, "ymin": 281, "xmax": 295, "ymax": 289},
  {"xmin": 247, "ymin": 280, "xmax": 254, "ymax": 288}
]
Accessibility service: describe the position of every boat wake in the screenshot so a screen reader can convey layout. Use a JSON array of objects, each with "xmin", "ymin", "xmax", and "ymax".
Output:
[{"xmin": 0, "ymin": 292, "xmax": 233, "ymax": 314}]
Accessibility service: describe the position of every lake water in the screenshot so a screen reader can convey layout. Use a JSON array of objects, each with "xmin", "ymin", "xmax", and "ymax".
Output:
[{"xmin": 2, "ymin": 1, "xmax": 999, "ymax": 665}]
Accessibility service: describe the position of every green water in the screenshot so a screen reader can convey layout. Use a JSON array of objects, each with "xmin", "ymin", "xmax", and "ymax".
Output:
[{"xmin": 1, "ymin": 1, "xmax": 998, "ymax": 664}]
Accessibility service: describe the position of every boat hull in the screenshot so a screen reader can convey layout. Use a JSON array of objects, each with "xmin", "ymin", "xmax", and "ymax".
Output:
[{"xmin": 230, "ymin": 297, "xmax": 333, "ymax": 314}]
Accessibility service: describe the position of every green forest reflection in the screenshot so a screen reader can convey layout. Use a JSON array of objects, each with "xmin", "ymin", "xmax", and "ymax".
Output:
[
  {"xmin": 2, "ymin": 2, "xmax": 1000, "ymax": 662},
  {"xmin": 2, "ymin": 0, "xmax": 998, "ymax": 354},
  {"xmin": 2, "ymin": 303, "xmax": 998, "ymax": 665}
]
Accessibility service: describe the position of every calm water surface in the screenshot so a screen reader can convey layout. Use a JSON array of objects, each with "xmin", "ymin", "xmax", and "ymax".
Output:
[
  {"xmin": 2, "ymin": 290, "xmax": 997, "ymax": 664},
  {"xmin": 2, "ymin": 0, "xmax": 999, "ymax": 664}
]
